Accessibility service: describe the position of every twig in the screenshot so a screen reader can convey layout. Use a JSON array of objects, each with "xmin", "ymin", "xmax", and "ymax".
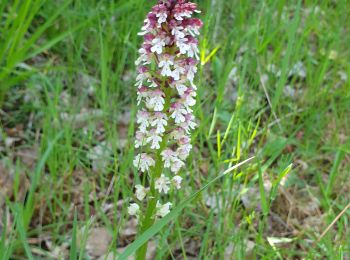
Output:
[{"xmin": 316, "ymin": 201, "xmax": 350, "ymax": 243}]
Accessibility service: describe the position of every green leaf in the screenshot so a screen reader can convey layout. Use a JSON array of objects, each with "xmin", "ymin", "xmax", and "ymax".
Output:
[
  {"xmin": 23, "ymin": 131, "xmax": 64, "ymax": 230},
  {"xmin": 70, "ymin": 208, "xmax": 78, "ymax": 260}
]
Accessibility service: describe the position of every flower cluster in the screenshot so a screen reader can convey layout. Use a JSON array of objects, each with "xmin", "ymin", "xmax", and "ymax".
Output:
[{"xmin": 129, "ymin": 0, "xmax": 202, "ymax": 219}]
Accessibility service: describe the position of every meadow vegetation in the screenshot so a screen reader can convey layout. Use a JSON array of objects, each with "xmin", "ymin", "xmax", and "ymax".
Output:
[{"xmin": 0, "ymin": 0, "xmax": 349, "ymax": 258}]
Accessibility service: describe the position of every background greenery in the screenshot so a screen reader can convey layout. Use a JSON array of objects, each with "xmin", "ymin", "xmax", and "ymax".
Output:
[{"xmin": 0, "ymin": 0, "xmax": 349, "ymax": 258}]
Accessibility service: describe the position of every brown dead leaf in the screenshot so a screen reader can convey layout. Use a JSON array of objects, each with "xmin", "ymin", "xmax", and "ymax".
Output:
[
  {"xmin": 224, "ymin": 243, "xmax": 235, "ymax": 259},
  {"xmin": 120, "ymin": 218, "xmax": 138, "ymax": 237},
  {"xmin": 0, "ymin": 160, "xmax": 14, "ymax": 207},
  {"xmin": 15, "ymin": 146, "xmax": 38, "ymax": 169},
  {"xmin": 86, "ymin": 227, "xmax": 113, "ymax": 258}
]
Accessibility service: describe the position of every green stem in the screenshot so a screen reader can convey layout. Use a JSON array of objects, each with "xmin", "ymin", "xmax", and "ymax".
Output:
[{"xmin": 135, "ymin": 164, "xmax": 161, "ymax": 259}]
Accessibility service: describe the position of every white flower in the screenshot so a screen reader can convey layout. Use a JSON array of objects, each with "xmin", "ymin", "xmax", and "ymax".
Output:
[
  {"xmin": 156, "ymin": 12, "xmax": 167, "ymax": 24},
  {"xmin": 169, "ymin": 128, "xmax": 186, "ymax": 140},
  {"xmin": 156, "ymin": 201, "xmax": 172, "ymax": 217},
  {"xmin": 176, "ymin": 37, "xmax": 190, "ymax": 55},
  {"xmin": 187, "ymin": 42, "xmax": 199, "ymax": 59},
  {"xmin": 172, "ymin": 63, "xmax": 186, "ymax": 81},
  {"xmin": 151, "ymin": 112, "xmax": 168, "ymax": 134},
  {"xmin": 147, "ymin": 90, "xmax": 165, "ymax": 111},
  {"xmin": 161, "ymin": 149, "xmax": 178, "ymax": 168},
  {"xmin": 158, "ymin": 54, "xmax": 174, "ymax": 77},
  {"xmin": 135, "ymin": 131, "xmax": 147, "ymax": 148},
  {"xmin": 146, "ymin": 129, "xmax": 162, "ymax": 149},
  {"xmin": 133, "ymin": 153, "xmax": 155, "ymax": 172},
  {"xmin": 180, "ymin": 114, "xmax": 197, "ymax": 133},
  {"xmin": 171, "ymin": 26, "xmax": 185, "ymax": 39},
  {"xmin": 135, "ymin": 73, "xmax": 147, "ymax": 89},
  {"xmin": 135, "ymin": 184, "xmax": 148, "ymax": 201},
  {"xmin": 148, "ymin": 81, "xmax": 158, "ymax": 88},
  {"xmin": 177, "ymin": 142, "xmax": 192, "ymax": 160},
  {"xmin": 170, "ymin": 157, "xmax": 185, "ymax": 173},
  {"xmin": 136, "ymin": 110, "xmax": 150, "ymax": 133},
  {"xmin": 172, "ymin": 176, "xmax": 183, "ymax": 189},
  {"xmin": 182, "ymin": 91, "xmax": 196, "ymax": 108},
  {"xmin": 161, "ymin": 149, "xmax": 184, "ymax": 173},
  {"xmin": 175, "ymin": 80, "xmax": 187, "ymax": 96},
  {"xmin": 138, "ymin": 18, "xmax": 152, "ymax": 35},
  {"xmin": 174, "ymin": 11, "xmax": 191, "ymax": 21},
  {"xmin": 186, "ymin": 25, "xmax": 200, "ymax": 37},
  {"xmin": 135, "ymin": 48, "xmax": 151, "ymax": 66},
  {"xmin": 170, "ymin": 103, "xmax": 187, "ymax": 123},
  {"xmin": 186, "ymin": 64, "xmax": 197, "ymax": 82},
  {"xmin": 151, "ymin": 37, "xmax": 166, "ymax": 54},
  {"xmin": 128, "ymin": 203, "xmax": 140, "ymax": 216},
  {"xmin": 155, "ymin": 174, "xmax": 171, "ymax": 194},
  {"xmin": 137, "ymin": 87, "xmax": 149, "ymax": 105}
]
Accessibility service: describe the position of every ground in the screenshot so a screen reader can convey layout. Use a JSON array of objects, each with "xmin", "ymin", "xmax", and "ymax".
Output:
[{"xmin": 0, "ymin": 0, "xmax": 350, "ymax": 259}]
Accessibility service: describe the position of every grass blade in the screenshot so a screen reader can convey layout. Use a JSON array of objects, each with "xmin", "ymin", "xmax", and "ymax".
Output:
[
  {"xmin": 70, "ymin": 208, "xmax": 78, "ymax": 260},
  {"xmin": 23, "ymin": 131, "xmax": 64, "ymax": 229}
]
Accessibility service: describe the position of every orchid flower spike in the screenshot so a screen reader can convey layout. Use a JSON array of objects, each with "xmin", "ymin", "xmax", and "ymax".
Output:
[{"xmin": 131, "ymin": 0, "xmax": 202, "ymax": 220}]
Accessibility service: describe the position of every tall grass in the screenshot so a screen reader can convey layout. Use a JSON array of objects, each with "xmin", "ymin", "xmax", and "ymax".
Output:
[{"xmin": 1, "ymin": 0, "xmax": 349, "ymax": 258}]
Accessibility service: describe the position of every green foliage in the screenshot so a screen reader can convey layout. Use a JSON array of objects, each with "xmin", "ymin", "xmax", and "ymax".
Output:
[{"xmin": 1, "ymin": 0, "xmax": 350, "ymax": 259}]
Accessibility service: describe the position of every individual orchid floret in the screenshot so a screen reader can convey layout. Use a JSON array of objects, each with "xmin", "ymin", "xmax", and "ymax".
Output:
[
  {"xmin": 151, "ymin": 112, "xmax": 168, "ymax": 134},
  {"xmin": 172, "ymin": 79, "xmax": 188, "ymax": 95},
  {"xmin": 172, "ymin": 62, "xmax": 186, "ymax": 81},
  {"xmin": 170, "ymin": 102, "xmax": 187, "ymax": 124},
  {"xmin": 137, "ymin": 86, "xmax": 149, "ymax": 105},
  {"xmin": 137, "ymin": 110, "xmax": 150, "ymax": 133},
  {"xmin": 133, "ymin": 153, "xmax": 155, "ymax": 172},
  {"xmin": 171, "ymin": 24, "xmax": 185, "ymax": 40},
  {"xmin": 180, "ymin": 113, "xmax": 197, "ymax": 133},
  {"xmin": 183, "ymin": 18, "xmax": 203, "ymax": 36},
  {"xmin": 155, "ymin": 174, "xmax": 171, "ymax": 194},
  {"xmin": 173, "ymin": 1, "xmax": 198, "ymax": 21},
  {"xmin": 177, "ymin": 144, "xmax": 192, "ymax": 161},
  {"xmin": 169, "ymin": 128, "xmax": 186, "ymax": 140},
  {"xmin": 161, "ymin": 149, "xmax": 178, "ymax": 168},
  {"xmin": 135, "ymin": 66, "xmax": 151, "ymax": 87},
  {"xmin": 161, "ymin": 149, "xmax": 186, "ymax": 173},
  {"xmin": 156, "ymin": 201, "xmax": 172, "ymax": 218},
  {"xmin": 172, "ymin": 175, "xmax": 183, "ymax": 189},
  {"xmin": 135, "ymin": 131, "xmax": 147, "ymax": 148},
  {"xmin": 186, "ymin": 36, "xmax": 200, "ymax": 59},
  {"xmin": 146, "ymin": 129, "xmax": 163, "ymax": 149},
  {"xmin": 185, "ymin": 58, "xmax": 198, "ymax": 83},
  {"xmin": 135, "ymin": 185, "xmax": 148, "ymax": 201},
  {"xmin": 177, "ymin": 37, "xmax": 190, "ymax": 55},
  {"xmin": 146, "ymin": 89, "xmax": 165, "ymax": 111},
  {"xmin": 153, "ymin": 4, "xmax": 168, "ymax": 25},
  {"xmin": 128, "ymin": 203, "xmax": 140, "ymax": 216},
  {"xmin": 170, "ymin": 157, "xmax": 185, "ymax": 173},
  {"xmin": 159, "ymin": 54, "xmax": 174, "ymax": 77},
  {"xmin": 151, "ymin": 35, "xmax": 167, "ymax": 54}
]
